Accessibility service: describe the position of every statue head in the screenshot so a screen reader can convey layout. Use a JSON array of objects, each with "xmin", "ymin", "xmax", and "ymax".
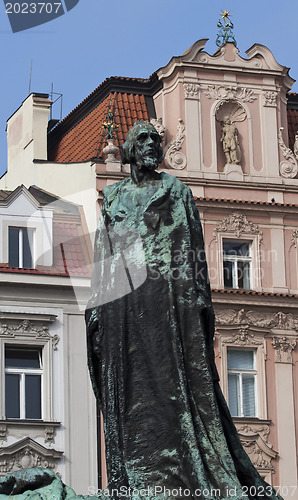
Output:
[
  {"xmin": 223, "ymin": 115, "xmax": 231, "ymax": 125},
  {"xmin": 121, "ymin": 121, "xmax": 164, "ymax": 171}
]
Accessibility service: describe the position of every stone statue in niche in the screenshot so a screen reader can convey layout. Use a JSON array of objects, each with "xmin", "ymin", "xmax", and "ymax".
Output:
[
  {"xmin": 294, "ymin": 131, "xmax": 298, "ymax": 159},
  {"xmin": 0, "ymin": 121, "xmax": 284, "ymax": 500},
  {"xmin": 220, "ymin": 115, "xmax": 241, "ymax": 164}
]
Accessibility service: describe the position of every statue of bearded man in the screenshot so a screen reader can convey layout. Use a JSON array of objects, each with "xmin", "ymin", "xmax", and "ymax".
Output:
[{"xmin": 85, "ymin": 121, "xmax": 282, "ymax": 500}]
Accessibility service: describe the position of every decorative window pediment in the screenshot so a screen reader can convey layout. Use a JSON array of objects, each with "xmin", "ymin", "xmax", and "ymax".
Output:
[
  {"xmin": 214, "ymin": 213, "xmax": 262, "ymax": 241},
  {"xmin": 214, "ymin": 213, "xmax": 263, "ymax": 291},
  {"xmin": 0, "ymin": 436, "xmax": 63, "ymax": 476}
]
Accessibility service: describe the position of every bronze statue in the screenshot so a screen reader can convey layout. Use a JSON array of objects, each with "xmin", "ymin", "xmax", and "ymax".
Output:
[
  {"xmin": 85, "ymin": 121, "xmax": 282, "ymax": 499},
  {"xmin": 0, "ymin": 121, "xmax": 282, "ymax": 500}
]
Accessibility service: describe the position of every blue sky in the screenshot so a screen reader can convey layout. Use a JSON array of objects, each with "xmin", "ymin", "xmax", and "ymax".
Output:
[{"xmin": 0, "ymin": 0, "xmax": 297, "ymax": 177}]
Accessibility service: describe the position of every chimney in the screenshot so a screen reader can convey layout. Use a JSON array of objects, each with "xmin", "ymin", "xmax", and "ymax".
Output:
[{"xmin": 7, "ymin": 93, "xmax": 52, "ymax": 173}]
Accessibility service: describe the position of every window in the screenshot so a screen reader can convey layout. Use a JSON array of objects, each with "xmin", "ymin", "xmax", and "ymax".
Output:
[
  {"xmin": 8, "ymin": 227, "xmax": 34, "ymax": 268},
  {"xmin": 223, "ymin": 240, "xmax": 251, "ymax": 289},
  {"xmin": 5, "ymin": 346, "xmax": 42, "ymax": 419},
  {"xmin": 227, "ymin": 349, "xmax": 257, "ymax": 417}
]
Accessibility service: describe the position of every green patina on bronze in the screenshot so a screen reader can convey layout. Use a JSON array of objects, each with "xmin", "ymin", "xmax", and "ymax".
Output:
[{"xmin": 0, "ymin": 122, "xmax": 283, "ymax": 499}]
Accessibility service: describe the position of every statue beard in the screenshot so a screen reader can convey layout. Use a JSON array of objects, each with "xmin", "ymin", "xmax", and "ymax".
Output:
[{"xmin": 135, "ymin": 155, "xmax": 159, "ymax": 171}]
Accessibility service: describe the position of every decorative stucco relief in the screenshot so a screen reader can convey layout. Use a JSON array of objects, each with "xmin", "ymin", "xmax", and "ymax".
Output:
[
  {"xmin": 149, "ymin": 118, "xmax": 187, "ymax": 171},
  {"xmin": 213, "ymin": 213, "xmax": 263, "ymax": 241},
  {"xmin": 235, "ymin": 423, "xmax": 277, "ymax": 471},
  {"xmin": 0, "ymin": 320, "xmax": 59, "ymax": 350},
  {"xmin": 0, "ymin": 425, "xmax": 7, "ymax": 442},
  {"xmin": 204, "ymin": 85, "xmax": 257, "ymax": 103},
  {"xmin": 219, "ymin": 326, "xmax": 263, "ymax": 346},
  {"xmin": 150, "ymin": 118, "xmax": 166, "ymax": 145},
  {"xmin": 271, "ymin": 336, "xmax": 297, "ymax": 363},
  {"xmin": 164, "ymin": 119, "xmax": 187, "ymax": 170},
  {"xmin": 183, "ymin": 83, "xmax": 200, "ymax": 100},
  {"xmin": 216, "ymin": 308, "xmax": 298, "ymax": 331},
  {"xmin": 0, "ymin": 437, "xmax": 63, "ymax": 476},
  {"xmin": 278, "ymin": 127, "xmax": 298, "ymax": 178},
  {"xmin": 291, "ymin": 229, "xmax": 298, "ymax": 248},
  {"xmin": 263, "ymin": 91, "xmax": 277, "ymax": 107}
]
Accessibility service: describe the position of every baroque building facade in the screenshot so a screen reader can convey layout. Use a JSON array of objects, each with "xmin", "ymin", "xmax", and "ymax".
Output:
[{"xmin": 0, "ymin": 39, "xmax": 298, "ymax": 495}]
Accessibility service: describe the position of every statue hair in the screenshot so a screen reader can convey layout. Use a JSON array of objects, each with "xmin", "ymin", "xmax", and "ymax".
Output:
[{"xmin": 121, "ymin": 120, "xmax": 164, "ymax": 165}]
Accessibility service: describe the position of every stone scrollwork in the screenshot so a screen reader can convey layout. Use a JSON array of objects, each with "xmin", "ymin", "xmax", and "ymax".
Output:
[
  {"xmin": 271, "ymin": 336, "xmax": 297, "ymax": 363},
  {"xmin": 263, "ymin": 91, "xmax": 277, "ymax": 107},
  {"xmin": 216, "ymin": 308, "xmax": 298, "ymax": 332},
  {"xmin": 204, "ymin": 85, "xmax": 257, "ymax": 103},
  {"xmin": 278, "ymin": 127, "xmax": 298, "ymax": 178},
  {"xmin": 164, "ymin": 119, "xmax": 187, "ymax": 170},
  {"xmin": 213, "ymin": 213, "xmax": 263, "ymax": 241},
  {"xmin": 0, "ymin": 320, "xmax": 59, "ymax": 350},
  {"xmin": 291, "ymin": 229, "xmax": 298, "ymax": 248},
  {"xmin": 0, "ymin": 437, "xmax": 63, "ymax": 476},
  {"xmin": 0, "ymin": 425, "xmax": 7, "ymax": 442},
  {"xmin": 150, "ymin": 118, "xmax": 187, "ymax": 170},
  {"xmin": 150, "ymin": 118, "xmax": 166, "ymax": 145},
  {"xmin": 235, "ymin": 423, "xmax": 277, "ymax": 471},
  {"xmin": 183, "ymin": 83, "xmax": 200, "ymax": 100},
  {"xmin": 220, "ymin": 326, "xmax": 263, "ymax": 346}
]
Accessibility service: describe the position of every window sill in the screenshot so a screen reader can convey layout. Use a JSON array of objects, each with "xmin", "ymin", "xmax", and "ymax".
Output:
[{"xmin": 0, "ymin": 419, "xmax": 61, "ymax": 444}]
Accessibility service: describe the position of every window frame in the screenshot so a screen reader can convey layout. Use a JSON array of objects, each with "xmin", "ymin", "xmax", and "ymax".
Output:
[
  {"xmin": 216, "ymin": 234, "xmax": 262, "ymax": 291},
  {"xmin": 5, "ymin": 346, "xmax": 43, "ymax": 420},
  {"xmin": 0, "ymin": 319, "xmax": 55, "ymax": 422},
  {"xmin": 8, "ymin": 226, "xmax": 35, "ymax": 269},
  {"xmin": 218, "ymin": 327, "xmax": 267, "ymax": 420},
  {"xmin": 227, "ymin": 348, "xmax": 257, "ymax": 418},
  {"xmin": 222, "ymin": 239, "xmax": 252, "ymax": 290}
]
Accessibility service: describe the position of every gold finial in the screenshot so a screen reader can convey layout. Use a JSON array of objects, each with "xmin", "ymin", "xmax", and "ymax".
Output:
[
  {"xmin": 216, "ymin": 9, "xmax": 237, "ymax": 47},
  {"xmin": 220, "ymin": 9, "xmax": 231, "ymax": 21}
]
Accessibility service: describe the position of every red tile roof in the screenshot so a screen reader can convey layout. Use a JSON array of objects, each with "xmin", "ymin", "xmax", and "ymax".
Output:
[
  {"xmin": 0, "ymin": 220, "xmax": 90, "ymax": 277},
  {"xmin": 0, "ymin": 186, "xmax": 91, "ymax": 278},
  {"xmin": 49, "ymin": 92, "xmax": 149, "ymax": 162}
]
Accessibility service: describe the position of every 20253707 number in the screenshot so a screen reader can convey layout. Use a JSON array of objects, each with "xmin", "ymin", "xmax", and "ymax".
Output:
[{"xmin": 5, "ymin": 2, "xmax": 62, "ymax": 14}]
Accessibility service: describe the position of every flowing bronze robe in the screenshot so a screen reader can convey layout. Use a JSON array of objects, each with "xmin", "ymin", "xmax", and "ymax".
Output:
[{"xmin": 86, "ymin": 172, "xmax": 281, "ymax": 500}]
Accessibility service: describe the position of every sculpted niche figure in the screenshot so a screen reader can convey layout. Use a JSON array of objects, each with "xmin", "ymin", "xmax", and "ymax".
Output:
[
  {"xmin": 220, "ymin": 115, "xmax": 241, "ymax": 164},
  {"xmin": 0, "ymin": 122, "xmax": 282, "ymax": 500}
]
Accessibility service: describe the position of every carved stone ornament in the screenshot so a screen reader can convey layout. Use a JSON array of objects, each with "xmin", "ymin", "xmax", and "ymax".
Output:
[
  {"xmin": 0, "ymin": 437, "xmax": 63, "ymax": 476},
  {"xmin": 291, "ymin": 229, "xmax": 298, "ymax": 248},
  {"xmin": 294, "ymin": 131, "xmax": 298, "ymax": 160},
  {"xmin": 235, "ymin": 423, "xmax": 277, "ymax": 471},
  {"xmin": 164, "ymin": 119, "xmax": 187, "ymax": 170},
  {"xmin": 0, "ymin": 320, "xmax": 59, "ymax": 350},
  {"xmin": 263, "ymin": 91, "xmax": 277, "ymax": 107},
  {"xmin": 0, "ymin": 425, "xmax": 7, "ymax": 442},
  {"xmin": 271, "ymin": 336, "xmax": 297, "ymax": 363},
  {"xmin": 220, "ymin": 325, "xmax": 263, "ymax": 346},
  {"xmin": 216, "ymin": 101, "xmax": 247, "ymax": 124},
  {"xmin": 183, "ymin": 83, "xmax": 199, "ymax": 100},
  {"xmin": 216, "ymin": 308, "xmax": 298, "ymax": 332},
  {"xmin": 278, "ymin": 127, "xmax": 298, "ymax": 178},
  {"xmin": 213, "ymin": 213, "xmax": 263, "ymax": 241},
  {"xmin": 204, "ymin": 85, "xmax": 257, "ymax": 103},
  {"xmin": 150, "ymin": 117, "xmax": 166, "ymax": 145}
]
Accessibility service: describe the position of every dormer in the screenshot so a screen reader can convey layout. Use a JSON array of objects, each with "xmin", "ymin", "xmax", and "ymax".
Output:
[
  {"xmin": 0, "ymin": 186, "xmax": 53, "ymax": 269},
  {"xmin": 153, "ymin": 39, "xmax": 296, "ymax": 184}
]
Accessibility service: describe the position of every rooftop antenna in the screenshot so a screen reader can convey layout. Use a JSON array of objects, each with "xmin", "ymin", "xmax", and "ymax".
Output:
[
  {"xmin": 49, "ymin": 83, "xmax": 63, "ymax": 121},
  {"xmin": 28, "ymin": 59, "xmax": 32, "ymax": 94},
  {"xmin": 216, "ymin": 9, "xmax": 237, "ymax": 47}
]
